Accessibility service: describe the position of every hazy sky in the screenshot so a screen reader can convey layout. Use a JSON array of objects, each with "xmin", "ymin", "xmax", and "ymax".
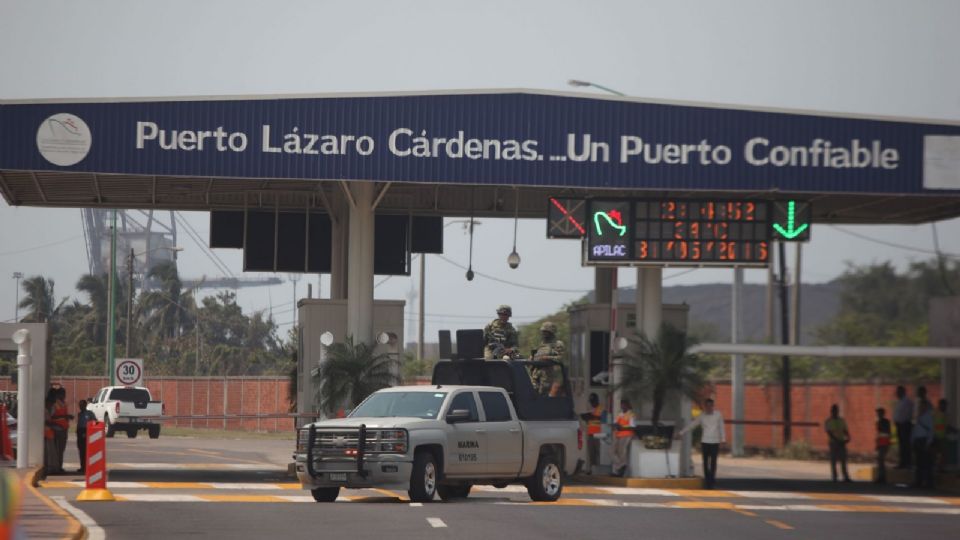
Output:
[{"xmin": 2, "ymin": 0, "xmax": 959, "ymax": 344}]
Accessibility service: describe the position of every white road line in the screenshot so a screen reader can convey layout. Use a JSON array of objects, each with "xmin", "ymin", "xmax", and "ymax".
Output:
[
  {"xmin": 426, "ymin": 517, "xmax": 447, "ymax": 528},
  {"xmin": 409, "ymin": 502, "xmax": 423, "ymax": 507},
  {"xmin": 51, "ymin": 496, "xmax": 106, "ymax": 540},
  {"xmin": 868, "ymin": 495, "xmax": 949, "ymax": 505}
]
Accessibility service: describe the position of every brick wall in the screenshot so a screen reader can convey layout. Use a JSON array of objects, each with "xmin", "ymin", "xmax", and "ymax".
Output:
[
  {"xmin": 711, "ymin": 381, "xmax": 942, "ymax": 454},
  {"xmin": 1, "ymin": 376, "xmax": 295, "ymax": 433}
]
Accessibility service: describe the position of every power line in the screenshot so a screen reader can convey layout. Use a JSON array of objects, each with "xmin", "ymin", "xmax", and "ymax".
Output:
[
  {"xmin": 829, "ymin": 225, "xmax": 960, "ymax": 259},
  {"xmin": 435, "ymin": 255, "xmax": 591, "ymax": 293},
  {"xmin": 0, "ymin": 235, "xmax": 83, "ymax": 256}
]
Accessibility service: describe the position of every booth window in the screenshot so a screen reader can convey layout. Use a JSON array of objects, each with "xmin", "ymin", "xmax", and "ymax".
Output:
[{"xmin": 589, "ymin": 331, "xmax": 610, "ymax": 387}]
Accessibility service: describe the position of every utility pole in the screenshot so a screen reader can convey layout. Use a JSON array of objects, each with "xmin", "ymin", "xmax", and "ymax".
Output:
[
  {"xmin": 12, "ymin": 272, "xmax": 23, "ymax": 322},
  {"xmin": 106, "ymin": 210, "xmax": 118, "ymax": 385},
  {"xmin": 418, "ymin": 254, "xmax": 426, "ymax": 363},
  {"xmin": 778, "ymin": 241, "xmax": 792, "ymax": 445},
  {"xmin": 126, "ymin": 248, "xmax": 134, "ymax": 358}
]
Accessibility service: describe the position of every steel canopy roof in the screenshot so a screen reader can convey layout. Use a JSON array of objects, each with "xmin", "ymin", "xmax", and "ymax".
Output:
[{"xmin": 2, "ymin": 89, "xmax": 959, "ymax": 224}]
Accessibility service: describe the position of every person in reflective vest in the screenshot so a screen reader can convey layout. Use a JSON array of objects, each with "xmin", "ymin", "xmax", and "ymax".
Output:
[
  {"xmin": 52, "ymin": 388, "xmax": 73, "ymax": 474},
  {"xmin": 611, "ymin": 399, "xmax": 635, "ymax": 477},
  {"xmin": 579, "ymin": 393, "xmax": 606, "ymax": 475},
  {"xmin": 932, "ymin": 398, "xmax": 952, "ymax": 473},
  {"xmin": 875, "ymin": 407, "xmax": 891, "ymax": 483},
  {"xmin": 44, "ymin": 395, "xmax": 61, "ymax": 476},
  {"xmin": 825, "ymin": 404, "xmax": 852, "ymax": 482}
]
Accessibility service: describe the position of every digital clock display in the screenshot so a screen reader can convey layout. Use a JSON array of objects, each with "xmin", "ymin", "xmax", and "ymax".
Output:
[{"xmin": 633, "ymin": 200, "xmax": 770, "ymax": 265}]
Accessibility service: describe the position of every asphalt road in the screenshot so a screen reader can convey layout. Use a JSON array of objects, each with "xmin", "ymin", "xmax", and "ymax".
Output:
[{"xmin": 43, "ymin": 437, "xmax": 960, "ymax": 540}]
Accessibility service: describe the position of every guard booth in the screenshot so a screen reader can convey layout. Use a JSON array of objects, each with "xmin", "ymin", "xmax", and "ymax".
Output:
[{"xmin": 567, "ymin": 302, "xmax": 688, "ymax": 473}]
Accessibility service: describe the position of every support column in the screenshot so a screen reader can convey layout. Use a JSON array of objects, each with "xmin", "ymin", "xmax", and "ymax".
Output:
[
  {"xmin": 346, "ymin": 182, "xmax": 375, "ymax": 344},
  {"xmin": 635, "ymin": 267, "xmax": 662, "ymax": 336},
  {"xmin": 731, "ymin": 268, "xmax": 745, "ymax": 457},
  {"xmin": 594, "ymin": 268, "xmax": 613, "ymax": 304}
]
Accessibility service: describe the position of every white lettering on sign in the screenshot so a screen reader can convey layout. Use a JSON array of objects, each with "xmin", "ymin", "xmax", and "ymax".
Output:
[
  {"xmin": 592, "ymin": 244, "xmax": 627, "ymax": 257},
  {"xmin": 128, "ymin": 121, "xmax": 902, "ymax": 171}
]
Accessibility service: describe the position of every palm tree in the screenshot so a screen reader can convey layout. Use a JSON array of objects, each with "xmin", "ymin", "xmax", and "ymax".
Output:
[
  {"xmin": 138, "ymin": 261, "xmax": 188, "ymax": 340},
  {"xmin": 314, "ymin": 336, "xmax": 399, "ymax": 415},
  {"xmin": 75, "ymin": 273, "xmax": 109, "ymax": 345},
  {"xmin": 18, "ymin": 275, "xmax": 64, "ymax": 323},
  {"xmin": 615, "ymin": 323, "xmax": 707, "ymax": 429}
]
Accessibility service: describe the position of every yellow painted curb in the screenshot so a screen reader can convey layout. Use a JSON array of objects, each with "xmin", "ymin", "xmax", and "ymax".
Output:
[
  {"xmin": 26, "ymin": 467, "xmax": 87, "ymax": 540},
  {"xmin": 77, "ymin": 488, "xmax": 116, "ymax": 502}
]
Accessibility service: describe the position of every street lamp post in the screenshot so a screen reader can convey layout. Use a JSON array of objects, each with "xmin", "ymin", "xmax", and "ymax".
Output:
[{"xmin": 12, "ymin": 272, "xmax": 23, "ymax": 322}]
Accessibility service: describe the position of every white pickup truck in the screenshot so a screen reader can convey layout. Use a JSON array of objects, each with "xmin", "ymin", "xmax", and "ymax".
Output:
[
  {"xmin": 295, "ymin": 359, "xmax": 581, "ymax": 503},
  {"xmin": 88, "ymin": 386, "xmax": 164, "ymax": 439}
]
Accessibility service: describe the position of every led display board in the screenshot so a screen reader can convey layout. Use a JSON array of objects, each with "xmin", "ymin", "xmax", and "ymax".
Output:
[{"xmin": 585, "ymin": 199, "xmax": 801, "ymax": 267}]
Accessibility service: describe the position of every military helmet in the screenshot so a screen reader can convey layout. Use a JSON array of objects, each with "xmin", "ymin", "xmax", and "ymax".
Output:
[
  {"xmin": 540, "ymin": 321, "xmax": 557, "ymax": 334},
  {"xmin": 496, "ymin": 305, "xmax": 512, "ymax": 316}
]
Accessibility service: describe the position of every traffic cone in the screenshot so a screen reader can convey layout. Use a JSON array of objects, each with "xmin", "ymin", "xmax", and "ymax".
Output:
[
  {"xmin": 0, "ymin": 404, "xmax": 13, "ymax": 461},
  {"xmin": 76, "ymin": 421, "xmax": 114, "ymax": 501}
]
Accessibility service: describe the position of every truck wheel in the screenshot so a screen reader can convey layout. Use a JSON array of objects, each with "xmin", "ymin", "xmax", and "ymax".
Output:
[
  {"xmin": 126, "ymin": 429, "xmax": 137, "ymax": 439},
  {"xmin": 104, "ymin": 417, "xmax": 115, "ymax": 438},
  {"xmin": 148, "ymin": 426, "xmax": 161, "ymax": 439},
  {"xmin": 526, "ymin": 453, "xmax": 563, "ymax": 502},
  {"xmin": 437, "ymin": 484, "xmax": 471, "ymax": 501},
  {"xmin": 408, "ymin": 451, "xmax": 438, "ymax": 502},
  {"xmin": 311, "ymin": 487, "xmax": 340, "ymax": 502}
]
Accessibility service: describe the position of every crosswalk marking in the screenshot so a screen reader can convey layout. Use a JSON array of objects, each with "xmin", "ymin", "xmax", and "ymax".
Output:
[
  {"xmin": 85, "ymin": 493, "xmax": 960, "ymax": 514},
  {"xmin": 47, "ymin": 479, "xmax": 960, "ymax": 507}
]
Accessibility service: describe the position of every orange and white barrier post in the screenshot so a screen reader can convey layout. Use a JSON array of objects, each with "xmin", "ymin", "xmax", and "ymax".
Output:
[
  {"xmin": 76, "ymin": 420, "xmax": 114, "ymax": 501},
  {"xmin": 0, "ymin": 404, "xmax": 13, "ymax": 461}
]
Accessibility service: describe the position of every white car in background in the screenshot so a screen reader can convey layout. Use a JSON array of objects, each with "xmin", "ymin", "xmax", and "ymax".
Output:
[{"xmin": 87, "ymin": 386, "xmax": 164, "ymax": 439}]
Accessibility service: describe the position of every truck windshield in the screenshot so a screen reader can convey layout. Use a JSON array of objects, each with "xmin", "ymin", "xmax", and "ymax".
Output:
[
  {"xmin": 109, "ymin": 388, "xmax": 151, "ymax": 402},
  {"xmin": 350, "ymin": 392, "xmax": 447, "ymax": 420}
]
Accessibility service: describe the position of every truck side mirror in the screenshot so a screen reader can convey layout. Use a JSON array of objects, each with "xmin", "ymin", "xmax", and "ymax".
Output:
[{"xmin": 446, "ymin": 409, "xmax": 471, "ymax": 424}]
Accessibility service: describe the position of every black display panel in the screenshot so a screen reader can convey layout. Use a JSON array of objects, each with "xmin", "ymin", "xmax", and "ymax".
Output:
[
  {"xmin": 307, "ymin": 213, "xmax": 332, "ymax": 273},
  {"xmin": 547, "ymin": 197, "xmax": 587, "ymax": 238},
  {"xmin": 276, "ymin": 212, "xmax": 307, "ymax": 272},
  {"xmin": 243, "ymin": 211, "xmax": 276, "ymax": 271},
  {"xmin": 374, "ymin": 215, "xmax": 410, "ymax": 275},
  {"xmin": 210, "ymin": 211, "xmax": 245, "ymax": 248},
  {"xmin": 411, "ymin": 216, "xmax": 443, "ymax": 254},
  {"xmin": 586, "ymin": 200, "xmax": 634, "ymax": 261}
]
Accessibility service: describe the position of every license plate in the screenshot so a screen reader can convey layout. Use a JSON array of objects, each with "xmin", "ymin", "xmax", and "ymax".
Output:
[{"xmin": 328, "ymin": 473, "xmax": 347, "ymax": 482}]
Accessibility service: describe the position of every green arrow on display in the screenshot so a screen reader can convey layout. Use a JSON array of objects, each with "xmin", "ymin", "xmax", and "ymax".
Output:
[{"xmin": 772, "ymin": 200, "xmax": 809, "ymax": 239}]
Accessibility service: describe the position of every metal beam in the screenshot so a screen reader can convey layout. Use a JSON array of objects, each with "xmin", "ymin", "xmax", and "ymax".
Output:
[
  {"xmin": 339, "ymin": 181, "xmax": 357, "ymax": 209},
  {"xmin": 371, "ymin": 182, "xmax": 392, "ymax": 210},
  {"xmin": 691, "ymin": 343, "xmax": 960, "ymax": 359},
  {"xmin": 93, "ymin": 174, "xmax": 103, "ymax": 203},
  {"xmin": 29, "ymin": 172, "xmax": 48, "ymax": 203},
  {"xmin": 0, "ymin": 171, "xmax": 15, "ymax": 205}
]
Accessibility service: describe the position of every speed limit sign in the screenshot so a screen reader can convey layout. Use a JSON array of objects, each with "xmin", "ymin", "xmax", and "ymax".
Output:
[{"xmin": 115, "ymin": 358, "xmax": 144, "ymax": 386}]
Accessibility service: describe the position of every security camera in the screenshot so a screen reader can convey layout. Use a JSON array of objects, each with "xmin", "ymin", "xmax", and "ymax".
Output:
[
  {"xmin": 591, "ymin": 371, "xmax": 609, "ymax": 385},
  {"xmin": 507, "ymin": 251, "xmax": 521, "ymax": 269}
]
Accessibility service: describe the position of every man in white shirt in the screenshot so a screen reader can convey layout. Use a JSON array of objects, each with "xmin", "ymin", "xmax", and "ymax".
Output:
[
  {"xmin": 892, "ymin": 386, "xmax": 914, "ymax": 469},
  {"xmin": 677, "ymin": 398, "xmax": 726, "ymax": 489}
]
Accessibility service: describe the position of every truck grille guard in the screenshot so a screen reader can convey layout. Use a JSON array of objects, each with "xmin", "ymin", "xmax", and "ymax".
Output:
[{"xmin": 305, "ymin": 423, "xmax": 369, "ymax": 480}]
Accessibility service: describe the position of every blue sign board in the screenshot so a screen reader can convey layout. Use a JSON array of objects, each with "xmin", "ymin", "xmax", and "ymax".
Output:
[{"xmin": 2, "ymin": 91, "xmax": 959, "ymax": 194}]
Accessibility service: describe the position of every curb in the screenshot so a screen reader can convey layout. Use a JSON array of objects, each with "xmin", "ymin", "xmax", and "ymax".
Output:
[
  {"xmin": 570, "ymin": 474, "xmax": 703, "ymax": 489},
  {"xmin": 24, "ymin": 467, "xmax": 87, "ymax": 540}
]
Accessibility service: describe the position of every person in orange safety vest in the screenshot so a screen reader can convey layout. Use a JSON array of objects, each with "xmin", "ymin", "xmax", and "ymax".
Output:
[
  {"xmin": 611, "ymin": 399, "xmax": 636, "ymax": 477},
  {"xmin": 579, "ymin": 393, "xmax": 606, "ymax": 475}
]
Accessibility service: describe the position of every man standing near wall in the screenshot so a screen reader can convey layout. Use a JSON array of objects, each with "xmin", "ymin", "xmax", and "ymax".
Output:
[
  {"xmin": 893, "ymin": 386, "xmax": 914, "ymax": 469},
  {"xmin": 825, "ymin": 404, "xmax": 852, "ymax": 482},
  {"xmin": 875, "ymin": 407, "xmax": 892, "ymax": 484}
]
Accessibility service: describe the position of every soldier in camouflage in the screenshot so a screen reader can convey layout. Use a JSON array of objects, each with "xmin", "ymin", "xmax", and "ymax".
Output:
[
  {"xmin": 531, "ymin": 321, "xmax": 566, "ymax": 396},
  {"xmin": 483, "ymin": 305, "xmax": 518, "ymax": 359}
]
